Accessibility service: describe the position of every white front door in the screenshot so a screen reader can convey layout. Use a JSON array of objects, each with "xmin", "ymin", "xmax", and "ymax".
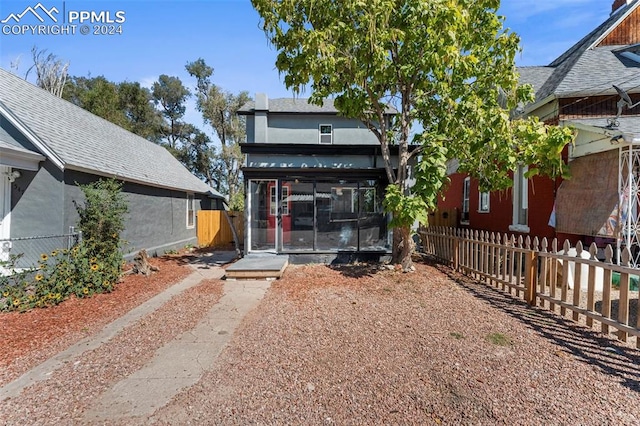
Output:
[{"xmin": 0, "ymin": 166, "xmax": 11, "ymax": 264}]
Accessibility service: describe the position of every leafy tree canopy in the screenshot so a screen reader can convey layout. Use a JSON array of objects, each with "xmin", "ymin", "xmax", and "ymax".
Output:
[{"xmin": 252, "ymin": 0, "xmax": 575, "ymax": 268}]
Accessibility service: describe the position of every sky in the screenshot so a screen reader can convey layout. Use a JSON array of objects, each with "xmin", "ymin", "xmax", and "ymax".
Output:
[{"xmin": 0, "ymin": 0, "xmax": 616, "ymax": 130}]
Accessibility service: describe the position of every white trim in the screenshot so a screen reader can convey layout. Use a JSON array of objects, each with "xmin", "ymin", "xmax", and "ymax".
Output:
[
  {"xmin": 0, "ymin": 101, "xmax": 65, "ymax": 170},
  {"xmin": 186, "ymin": 193, "xmax": 195, "ymax": 229},
  {"xmin": 461, "ymin": 177, "xmax": 471, "ymax": 223},
  {"xmin": 0, "ymin": 145, "xmax": 45, "ymax": 170},
  {"xmin": 478, "ymin": 191, "xmax": 490, "ymax": 213},
  {"xmin": 508, "ymin": 224, "xmax": 531, "ymax": 233},
  {"xmin": 511, "ymin": 165, "xmax": 528, "ymax": 229},
  {"xmin": 0, "ymin": 166, "xmax": 11, "ymax": 265}
]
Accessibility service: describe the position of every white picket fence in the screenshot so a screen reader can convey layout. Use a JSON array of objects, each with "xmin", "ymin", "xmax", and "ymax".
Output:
[{"xmin": 420, "ymin": 227, "xmax": 640, "ymax": 348}]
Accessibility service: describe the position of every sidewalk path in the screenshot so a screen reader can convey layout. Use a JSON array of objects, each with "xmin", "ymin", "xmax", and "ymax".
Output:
[
  {"xmin": 0, "ymin": 252, "xmax": 271, "ymax": 422},
  {"xmin": 84, "ymin": 279, "xmax": 270, "ymax": 421}
]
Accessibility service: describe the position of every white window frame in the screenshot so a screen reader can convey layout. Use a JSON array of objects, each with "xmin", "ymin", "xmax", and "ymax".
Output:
[
  {"xmin": 509, "ymin": 165, "xmax": 530, "ymax": 233},
  {"xmin": 478, "ymin": 191, "xmax": 490, "ymax": 213},
  {"xmin": 319, "ymin": 124, "xmax": 333, "ymax": 144},
  {"xmin": 461, "ymin": 177, "xmax": 470, "ymax": 224},
  {"xmin": 186, "ymin": 193, "xmax": 196, "ymax": 229},
  {"xmin": 281, "ymin": 185, "xmax": 290, "ymax": 215}
]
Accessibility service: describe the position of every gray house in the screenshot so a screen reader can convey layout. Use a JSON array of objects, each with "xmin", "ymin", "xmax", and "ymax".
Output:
[
  {"xmin": 239, "ymin": 93, "xmax": 397, "ymax": 259},
  {"xmin": 0, "ymin": 68, "xmax": 225, "ymax": 266}
]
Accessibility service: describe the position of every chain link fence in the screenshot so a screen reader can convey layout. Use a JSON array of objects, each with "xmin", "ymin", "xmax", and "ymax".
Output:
[{"xmin": 1, "ymin": 228, "xmax": 82, "ymax": 271}]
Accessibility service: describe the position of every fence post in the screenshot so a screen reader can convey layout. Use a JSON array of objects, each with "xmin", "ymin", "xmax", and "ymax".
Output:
[
  {"xmin": 453, "ymin": 234, "xmax": 459, "ymax": 271},
  {"xmin": 524, "ymin": 249, "xmax": 537, "ymax": 306}
]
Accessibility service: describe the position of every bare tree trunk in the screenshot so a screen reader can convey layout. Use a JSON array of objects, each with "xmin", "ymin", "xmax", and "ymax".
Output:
[{"xmin": 392, "ymin": 225, "xmax": 414, "ymax": 272}]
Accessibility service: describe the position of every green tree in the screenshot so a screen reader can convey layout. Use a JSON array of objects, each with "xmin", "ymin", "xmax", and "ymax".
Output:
[
  {"xmin": 152, "ymin": 74, "xmax": 191, "ymax": 149},
  {"xmin": 64, "ymin": 76, "xmax": 162, "ymax": 141},
  {"xmin": 186, "ymin": 58, "xmax": 250, "ymax": 210},
  {"xmin": 252, "ymin": 0, "xmax": 574, "ymax": 270}
]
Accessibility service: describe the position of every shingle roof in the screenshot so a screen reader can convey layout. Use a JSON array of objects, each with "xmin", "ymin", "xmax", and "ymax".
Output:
[
  {"xmin": 527, "ymin": 0, "xmax": 640, "ymax": 102},
  {"xmin": 238, "ymin": 97, "xmax": 397, "ymax": 114},
  {"xmin": 0, "ymin": 68, "xmax": 222, "ymax": 197},
  {"xmin": 554, "ymin": 45, "xmax": 640, "ymax": 97},
  {"xmin": 517, "ymin": 66, "xmax": 555, "ymax": 94}
]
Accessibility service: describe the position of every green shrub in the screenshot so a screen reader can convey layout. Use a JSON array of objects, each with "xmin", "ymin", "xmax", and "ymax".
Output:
[{"xmin": 0, "ymin": 179, "xmax": 128, "ymax": 312}]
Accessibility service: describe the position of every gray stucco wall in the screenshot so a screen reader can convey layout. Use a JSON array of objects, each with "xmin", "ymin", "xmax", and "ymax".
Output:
[
  {"xmin": 63, "ymin": 170, "xmax": 205, "ymax": 257},
  {"xmin": 11, "ymin": 160, "xmax": 65, "ymax": 238},
  {"xmin": 246, "ymin": 114, "xmax": 380, "ymax": 145},
  {"xmin": 269, "ymin": 115, "xmax": 379, "ymax": 145}
]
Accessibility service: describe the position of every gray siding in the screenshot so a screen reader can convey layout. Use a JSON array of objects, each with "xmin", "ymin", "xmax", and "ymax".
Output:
[
  {"xmin": 63, "ymin": 170, "xmax": 204, "ymax": 257},
  {"xmin": 246, "ymin": 114, "xmax": 380, "ymax": 145},
  {"xmin": 11, "ymin": 160, "xmax": 65, "ymax": 237}
]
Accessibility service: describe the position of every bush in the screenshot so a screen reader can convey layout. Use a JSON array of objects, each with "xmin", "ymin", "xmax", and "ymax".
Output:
[{"xmin": 0, "ymin": 179, "xmax": 128, "ymax": 312}]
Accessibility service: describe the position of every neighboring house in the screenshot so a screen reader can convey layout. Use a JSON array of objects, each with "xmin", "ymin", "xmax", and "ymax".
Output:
[
  {"xmin": 0, "ymin": 68, "xmax": 225, "ymax": 266},
  {"xmin": 438, "ymin": 0, "xmax": 640, "ymax": 265},
  {"xmin": 239, "ymin": 93, "xmax": 398, "ymax": 260}
]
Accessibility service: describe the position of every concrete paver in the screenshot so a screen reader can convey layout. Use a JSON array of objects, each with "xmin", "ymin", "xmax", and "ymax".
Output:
[{"xmin": 84, "ymin": 280, "xmax": 271, "ymax": 421}]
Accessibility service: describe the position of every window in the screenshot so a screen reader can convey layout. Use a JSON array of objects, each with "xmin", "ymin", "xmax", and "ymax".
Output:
[
  {"xmin": 319, "ymin": 124, "xmax": 333, "ymax": 144},
  {"xmin": 186, "ymin": 194, "xmax": 195, "ymax": 228},
  {"xmin": 479, "ymin": 191, "xmax": 490, "ymax": 213},
  {"xmin": 269, "ymin": 185, "xmax": 290, "ymax": 216},
  {"xmin": 510, "ymin": 165, "xmax": 529, "ymax": 232},
  {"xmin": 461, "ymin": 177, "xmax": 470, "ymax": 223},
  {"xmin": 332, "ymin": 187, "xmax": 355, "ymax": 213}
]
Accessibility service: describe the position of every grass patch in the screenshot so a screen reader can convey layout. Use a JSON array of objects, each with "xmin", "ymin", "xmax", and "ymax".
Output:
[
  {"xmin": 486, "ymin": 332, "xmax": 513, "ymax": 346},
  {"xmin": 450, "ymin": 332, "xmax": 465, "ymax": 340}
]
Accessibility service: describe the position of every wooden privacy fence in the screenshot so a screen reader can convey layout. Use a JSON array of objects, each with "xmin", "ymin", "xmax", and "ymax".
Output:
[
  {"xmin": 420, "ymin": 227, "xmax": 640, "ymax": 348},
  {"xmin": 197, "ymin": 210, "xmax": 244, "ymax": 248}
]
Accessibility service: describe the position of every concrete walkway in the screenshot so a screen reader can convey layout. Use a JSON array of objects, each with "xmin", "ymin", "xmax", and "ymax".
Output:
[{"xmin": 0, "ymin": 252, "xmax": 272, "ymax": 421}]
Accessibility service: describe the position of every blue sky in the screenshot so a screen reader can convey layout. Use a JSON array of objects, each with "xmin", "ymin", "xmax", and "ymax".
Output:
[{"xmin": 0, "ymin": 0, "xmax": 614, "ymax": 127}]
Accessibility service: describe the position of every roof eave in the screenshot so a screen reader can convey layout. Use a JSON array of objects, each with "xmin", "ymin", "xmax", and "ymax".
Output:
[
  {"xmin": 0, "ymin": 100, "xmax": 65, "ymax": 170},
  {"xmin": 522, "ymin": 94, "xmax": 557, "ymax": 116},
  {"xmin": 0, "ymin": 145, "xmax": 45, "ymax": 171},
  {"xmin": 64, "ymin": 164, "xmax": 211, "ymax": 195}
]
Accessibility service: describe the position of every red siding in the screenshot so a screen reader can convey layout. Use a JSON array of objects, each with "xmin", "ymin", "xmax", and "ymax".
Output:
[{"xmin": 437, "ymin": 174, "xmax": 559, "ymax": 241}]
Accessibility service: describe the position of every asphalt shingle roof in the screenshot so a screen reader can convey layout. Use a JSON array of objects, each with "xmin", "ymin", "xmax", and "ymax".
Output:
[
  {"xmin": 238, "ymin": 97, "xmax": 397, "ymax": 114},
  {"xmin": 517, "ymin": 66, "xmax": 555, "ymax": 94},
  {"xmin": 0, "ymin": 68, "xmax": 221, "ymax": 197},
  {"xmin": 523, "ymin": 0, "xmax": 640, "ymax": 102}
]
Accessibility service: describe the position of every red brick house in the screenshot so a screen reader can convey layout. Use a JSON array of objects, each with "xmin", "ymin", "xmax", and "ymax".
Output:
[{"xmin": 437, "ymin": 0, "xmax": 640, "ymax": 265}]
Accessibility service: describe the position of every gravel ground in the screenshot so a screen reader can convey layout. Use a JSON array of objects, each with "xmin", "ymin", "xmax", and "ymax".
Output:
[
  {"xmin": 151, "ymin": 260, "xmax": 640, "ymax": 425},
  {"xmin": 0, "ymin": 279, "xmax": 223, "ymax": 425},
  {"xmin": 1, "ymin": 257, "xmax": 639, "ymax": 425}
]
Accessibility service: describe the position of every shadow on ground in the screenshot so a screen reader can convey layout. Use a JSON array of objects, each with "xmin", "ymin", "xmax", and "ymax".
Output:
[
  {"xmin": 158, "ymin": 250, "xmax": 239, "ymax": 269},
  {"xmin": 416, "ymin": 256, "xmax": 640, "ymax": 394}
]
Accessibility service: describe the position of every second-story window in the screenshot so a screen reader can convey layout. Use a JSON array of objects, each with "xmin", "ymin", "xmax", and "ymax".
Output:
[{"xmin": 319, "ymin": 124, "xmax": 333, "ymax": 144}]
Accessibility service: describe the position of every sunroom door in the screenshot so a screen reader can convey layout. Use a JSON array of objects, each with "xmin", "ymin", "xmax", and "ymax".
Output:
[{"xmin": 248, "ymin": 180, "xmax": 277, "ymax": 252}]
